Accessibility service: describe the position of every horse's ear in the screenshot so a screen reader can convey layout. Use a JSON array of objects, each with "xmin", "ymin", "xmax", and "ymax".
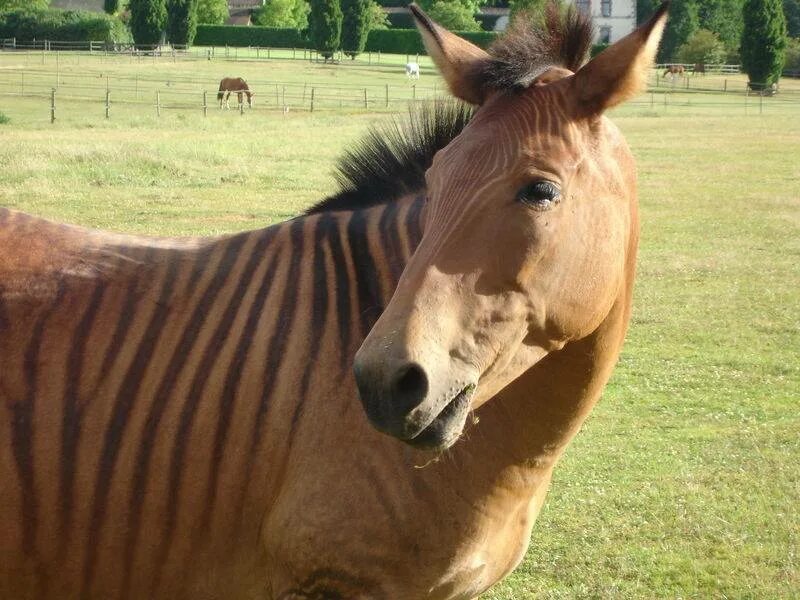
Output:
[
  {"xmin": 409, "ymin": 3, "xmax": 491, "ymax": 105},
  {"xmin": 569, "ymin": 2, "xmax": 668, "ymax": 115}
]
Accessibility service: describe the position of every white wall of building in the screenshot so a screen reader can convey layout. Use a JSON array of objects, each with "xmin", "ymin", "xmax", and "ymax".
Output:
[{"xmin": 576, "ymin": 0, "xmax": 637, "ymax": 43}]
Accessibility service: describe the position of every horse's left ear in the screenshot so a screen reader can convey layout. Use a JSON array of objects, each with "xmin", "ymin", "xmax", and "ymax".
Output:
[
  {"xmin": 570, "ymin": 2, "xmax": 668, "ymax": 115},
  {"xmin": 409, "ymin": 3, "xmax": 491, "ymax": 105}
]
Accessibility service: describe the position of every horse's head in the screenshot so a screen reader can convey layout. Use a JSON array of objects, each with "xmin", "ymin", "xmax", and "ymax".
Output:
[
  {"xmin": 246, "ymin": 91, "xmax": 254, "ymax": 107},
  {"xmin": 354, "ymin": 2, "xmax": 667, "ymax": 450}
]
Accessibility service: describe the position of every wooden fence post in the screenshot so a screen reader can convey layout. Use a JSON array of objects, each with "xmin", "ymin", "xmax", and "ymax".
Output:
[
  {"xmin": 156, "ymin": 91, "xmax": 161, "ymax": 116},
  {"xmin": 364, "ymin": 88, "xmax": 368, "ymax": 109},
  {"xmin": 385, "ymin": 84, "xmax": 389, "ymax": 107},
  {"xmin": 50, "ymin": 87, "xmax": 56, "ymax": 123},
  {"xmin": 240, "ymin": 99, "xmax": 244, "ymax": 115},
  {"xmin": 105, "ymin": 89, "xmax": 110, "ymax": 119},
  {"xmin": 203, "ymin": 90, "xmax": 208, "ymax": 117},
  {"xmin": 310, "ymin": 87, "xmax": 315, "ymax": 112}
]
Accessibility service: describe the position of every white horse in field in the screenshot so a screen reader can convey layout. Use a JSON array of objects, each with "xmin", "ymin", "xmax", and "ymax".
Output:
[{"xmin": 405, "ymin": 62, "xmax": 420, "ymax": 79}]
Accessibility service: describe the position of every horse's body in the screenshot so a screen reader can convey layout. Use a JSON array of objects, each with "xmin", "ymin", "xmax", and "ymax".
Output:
[
  {"xmin": 663, "ymin": 64, "xmax": 685, "ymax": 78},
  {"xmin": 0, "ymin": 3, "xmax": 668, "ymax": 598},
  {"xmin": 218, "ymin": 77, "xmax": 254, "ymax": 109},
  {"xmin": 406, "ymin": 62, "xmax": 421, "ymax": 79},
  {"xmin": 693, "ymin": 62, "xmax": 706, "ymax": 75}
]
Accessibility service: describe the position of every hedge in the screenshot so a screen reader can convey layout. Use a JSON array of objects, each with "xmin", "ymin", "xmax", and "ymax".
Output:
[
  {"xmin": 0, "ymin": 8, "xmax": 131, "ymax": 43},
  {"xmin": 195, "ymin": 25, "xmax": 309, "ymax": 47},
  {"xmin": 195, "ymin": 24, "xmax": 498, "ymax": 53}
]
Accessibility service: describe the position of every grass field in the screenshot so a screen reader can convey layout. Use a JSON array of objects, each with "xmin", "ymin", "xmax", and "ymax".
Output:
[{"xmin": 1, "ymin": 51, "xmax": 799, "ymax": 598}]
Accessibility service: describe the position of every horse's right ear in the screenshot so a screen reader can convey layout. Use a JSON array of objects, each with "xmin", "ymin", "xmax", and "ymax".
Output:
[
  {"xmin": 570, "ymin": 2, "xmax": 668, "ymax": 115},
  {"xmin": 409, "ymin": 3, "xmax": 491, "ymax": 105}
]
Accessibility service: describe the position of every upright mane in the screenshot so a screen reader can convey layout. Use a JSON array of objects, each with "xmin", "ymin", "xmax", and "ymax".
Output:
[
  {"xmin": 306, "ymin": 101, "xmax": 473, "ymax": 214},
  {"xmin": 307, "ymin": 3, "xmax": 593, "ymax": 215},
  {"xmin": 478, "ymin": 3, "xmax": 595, "ymax": 89}
]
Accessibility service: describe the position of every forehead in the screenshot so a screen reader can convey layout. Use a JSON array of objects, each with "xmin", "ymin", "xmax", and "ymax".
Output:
[{"xmin": 432, "ymin": 85, "xmax": 585, "ymax": 174}]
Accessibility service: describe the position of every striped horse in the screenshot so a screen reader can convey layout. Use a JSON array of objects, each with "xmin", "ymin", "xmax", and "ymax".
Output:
[{"xmin": 0, "ymin": 3, "xmax": 668, "ymax": 599}]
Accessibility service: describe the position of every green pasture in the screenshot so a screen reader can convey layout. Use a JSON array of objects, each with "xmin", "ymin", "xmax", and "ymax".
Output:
[{"xmin": 0, "ymin": 52, "xmax": 798, "ymax": 598}]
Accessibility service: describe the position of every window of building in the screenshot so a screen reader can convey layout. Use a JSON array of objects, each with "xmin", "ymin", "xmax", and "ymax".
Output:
[
  {"xmin": 576, "ymin": 0, "xmax": 591, "ymax": 14},
  {"xmin": 601, "ymin": 0, "xmax": 612, "ymax": 17},
  {"xmin": 599, "ymin": 26, "xmax": 612, "ymax": 43}
]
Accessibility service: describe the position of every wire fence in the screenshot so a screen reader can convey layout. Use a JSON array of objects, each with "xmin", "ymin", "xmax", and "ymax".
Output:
[
  {"xmin": 2, "ymin": 43, "xmax": 800, "ymax": 122},
  {"xmin": 0, "ymin": 38, "xmax": 426, "ymax": 68}
]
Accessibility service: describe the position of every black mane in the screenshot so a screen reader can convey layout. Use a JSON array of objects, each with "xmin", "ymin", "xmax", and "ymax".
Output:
[
  {"xmin": 306, "ymin": 101, "xmax": 473, "ymax": 215},
  {"xmin": 478, "ymin": 3, "xmax": 594, "ymax": 90}
]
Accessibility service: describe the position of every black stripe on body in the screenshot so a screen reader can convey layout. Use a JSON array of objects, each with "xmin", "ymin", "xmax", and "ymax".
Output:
[
  {"xmin": 198, "ymin": 245, "xmax": 283, "ymax": 533},
  {"xmin": 147, "ymin": 230, "xmax": 275, "ymax": 590},
  {"xmin": 327, "ymin": 216, "xmax": 353, "ymax": 374},
  {"xmin": 58, "ymin": 279, "xmax": 107, "ymax": 552},
  {"xmin": 406, "ymin": 196, "xmax": 425, "ymax": 250},
  {"xmin": 117, "ymin": 235, "xmax": 250, "ymax": 598},
  {"xmin": 378, "ymin": 201, "xmax": 405, "ymax": 287},
  {"xmin": 233, "ymin": 219, "xmax": 305, "ymax": 532},
  {"xmin": 12, "ymin": 281, "xmax": 66, "ymax": 557},
  {"xmin": 247, "ymin": 219, "xmax": 305, "ymax": 453},
  {"xmin": 291, "ymin": 213, "xmax": 333, "ymax": 433},
  {"xmin": 80, "ymin": 255, "xmax": 183, "ymax": 596},
  {"xmin": 347, "ymin": 210, "xmax": 383, "ymax": 338}
]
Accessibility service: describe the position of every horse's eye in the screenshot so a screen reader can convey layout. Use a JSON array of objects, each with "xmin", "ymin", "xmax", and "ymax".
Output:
[{"xmin": 516, "ymin": 181, "xmax": 561, "ymax": 210}]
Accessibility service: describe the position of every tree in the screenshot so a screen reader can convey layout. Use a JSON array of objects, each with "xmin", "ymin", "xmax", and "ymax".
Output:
[
  {"xmin": 129, "ymin": 0, "xmax": 167, "ymax": 47},
  {"xmin": 696, "ymin": 0, "xmax": 744, "ymax": 51},
  {"xmin": 252, "ymin": 0, "xmax": 309, "ymax": 29},
  {"xmin": 419, "ymin": 0, "xmax": 485, "ymax": 16},
  {"xmin": 104, "ymin": 0, "xmax": 120, "ymax": 14},
  {"xmin": 341, "ymin": 0, "xmax": 371, "ymax": 58},
  {"xmin": 510, "ymin": 0, "xmax": 547, "ymax": 21},
  {"xmin": 309, "ymin": 0, "xmax": 342, "ymax": 60},
  {"xmin": 784, "ymin": 0, "xmax": 800, "ymax": 37},
  {"xmin": 368, "ymin": 0, "xmax": 389, "ymax": 30},
  {"xmin": 427, "ymin": 0, "xmax": 481, "ymax": 30},
  {"xmin": 677, "ymin": 28, "xmax": 727, "ymax": 63},
  {"xmin": 658, "ymin": 0, "xmax": 700, "ymax": 61},
  {"xmin": 196, "ymin": 0, "xmax": 228, "ymax": 24},
  {"xmin": 166, "ymin": 0, "xmax": 197, "ymax": 46},
  {"xmin": 741, "ymin": 0, "xmax": 788, "ymax": 88}
]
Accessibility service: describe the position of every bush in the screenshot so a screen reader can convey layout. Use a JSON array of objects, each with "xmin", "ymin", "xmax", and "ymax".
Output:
[
  {"xmin": 365, "ymin": 27, "xmax": 495, "ymax": 53},
  {"xmin": 0, "ymin": 111, "xmax": 9, "ymax": 125},
  {"xmin": 740, "ymin": 0, "xmax": 787, "ymax": 88},
  {"xmin": 784, "ymin": 37, "xmax": 800, "ymax": 71},
  {"xmin": 0, "ymin": 8, "xmax": 131, "ymax": 43},
  {"xmin": 677, "ymin": 28, "xmax": 727, "ymax": 64},
  {"xmin": 252, "ymin": 0, "xmax": 309, "ymax": 29},
  {"xmin": 427, "ymin": 0, "xmax": 481, "ymax": 31}
]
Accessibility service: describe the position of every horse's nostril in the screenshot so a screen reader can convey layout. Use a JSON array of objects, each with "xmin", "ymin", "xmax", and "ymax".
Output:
[{"xmin": 392, "ymin": 363, "xmax": 429, "ymax": 413}]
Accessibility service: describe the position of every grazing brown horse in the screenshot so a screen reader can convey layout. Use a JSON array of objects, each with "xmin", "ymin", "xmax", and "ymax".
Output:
[
  {"xmin": 663, "ymin": 64, "xmax": 685, "ymax": 77},
  {"xmin": 217, "ymin": 76, "xmax": 254, "ymax": 109},
  {"xmin": 693, "ymin": 62, "xmax": 706, "ymax": 75},
  {"xmin": 0, "ymin": 2, "xmax": 668, "ymax": 598}
]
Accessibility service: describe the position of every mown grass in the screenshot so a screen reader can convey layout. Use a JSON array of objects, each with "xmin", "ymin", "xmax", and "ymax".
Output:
[{"xmin": 0, "ymin": 53, "xmax": 798, "ymax": 598}]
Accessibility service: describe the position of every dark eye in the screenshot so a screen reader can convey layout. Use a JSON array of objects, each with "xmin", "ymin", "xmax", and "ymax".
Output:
[{"xmin": 516, "ymin": 181, "xmax": 561, "ymax": 210}]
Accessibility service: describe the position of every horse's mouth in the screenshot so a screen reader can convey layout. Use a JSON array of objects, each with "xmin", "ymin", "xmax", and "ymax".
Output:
[{"xmin": 405, "ymin": 385, "xmax": 474, "ymax": 450}]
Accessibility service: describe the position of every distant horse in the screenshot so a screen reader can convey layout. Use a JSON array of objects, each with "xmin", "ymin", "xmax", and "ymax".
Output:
[
  {"xmin": 663, "ymin": 64, "xmax": 685, "ymax": 78},
  {"xmin": 692, "ymin": 62, "xmax": 706, "ymax": 75},
  {"xmin": 405, "ymin": 62, "xmax": 420, "ymax": 79},
  {"xmin": 217, "ymin": 77, "xmax": 254, "ymax": 109}
]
